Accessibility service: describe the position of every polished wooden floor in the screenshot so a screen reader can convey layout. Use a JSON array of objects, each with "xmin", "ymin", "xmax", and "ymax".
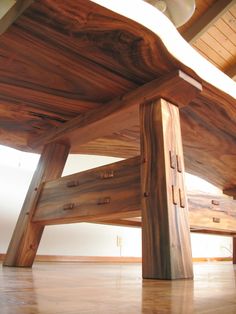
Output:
[{"xmin": 0, "ymin": 262, "xmax": 236, "ymax": 314}]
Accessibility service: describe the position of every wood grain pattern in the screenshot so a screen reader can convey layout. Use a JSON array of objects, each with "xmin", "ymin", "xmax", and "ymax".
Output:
[
  {"xmin": 94, "ymin": 219, "xmax": 142, "ymax": 229},
  {"xmin": 33, "ymin": 156, "xmax": 141, "ymax": 225},
  {"xmin": 140, "ymin": 99, "xmax": 193, "ymax": 280},
  {"xmin": 0, "ymin": 0, "xmax": 235, "ymax": 194},
  {"xmin": 29, "ymin": 70, "xmax": 201, "ymax": 150},
  {"xmin": 188, "ymin": 192, "xmax": 236, "ymax": 233},
  {"xmin": 32, "ymin": 155, "xmax": 236, "ymax": 233},
  {"xmin": 75, "ymin": 100, "xmax": 236, "ymax": 189},
  {"xmin": 190, "ymin": 229, "xmax": 236, "ymax": 236},
  {"xmin": 1, "ymin": 261, "xmax": 236, "ymax": 313},
  {"xmin": 3, "ymin": 142, "xmax": 69, "ymax": 267},
  {"xmin": 208, "ymin": 26, "xmax": 236, "ymax": 60},
  {"xmin": 181, "ymin": 0, "xmax": 236, "ymax": 77},
  {"xmin": 38, "ymin": 204, "xmax": 236, "ymax": 233},
  {"xmin": 99, "ymin": 194, "xmax": 236, "ymax": 234}
]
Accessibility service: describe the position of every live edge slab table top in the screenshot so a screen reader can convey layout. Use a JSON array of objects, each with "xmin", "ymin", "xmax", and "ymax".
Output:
[{"xmin": 0, "ymin": 0, "xmax": 236, "ymax": 279}]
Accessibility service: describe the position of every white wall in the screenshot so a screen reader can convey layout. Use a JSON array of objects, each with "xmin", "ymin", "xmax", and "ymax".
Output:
[{"xmin": 0, "ymin": 145, "xmax": 233, "ymax": 258}]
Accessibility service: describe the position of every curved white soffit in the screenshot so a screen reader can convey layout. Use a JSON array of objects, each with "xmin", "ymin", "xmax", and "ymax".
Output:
[{"xmin": 91, "ymin": 0, "xmax": 236, "ymax": 99}]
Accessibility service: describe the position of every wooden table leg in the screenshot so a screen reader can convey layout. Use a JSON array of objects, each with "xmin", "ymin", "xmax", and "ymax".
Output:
[
  {"xmin": 233, "ymin": 237, "xmax": 236, "ymax": 264},
  {"xmin": 3, "ymin": 142, "xmax": 70, "ymax": 267},
  {"xmin": 140, "ymin": 98, "xmax": 193, "ymax": 280}
]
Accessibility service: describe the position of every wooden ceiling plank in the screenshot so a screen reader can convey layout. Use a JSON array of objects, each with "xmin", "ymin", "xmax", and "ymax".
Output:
[
  {"xmin": 215, "ymin": 19, "xmax": 236, "ymax": 44},
  {"xmin": 193, "ymin": 39, "xmax": 226, "ymax": 67},
  {"xmin": 222, "ymin": 11, "xmax": 236, "ymax": 32},
  {"xmin": 200, "ymin": 32, "xmax": 234, "ymax": 62},
  {"xmin": 208, "ymin": 26, "xmax": 236, "ymax": 56},
  {"xmin": 0, "ymin": 0, "xmax": 34, "ymax": 35},
  {"xmin": 183, "ymin": 0, "xmax": 236, "ymax": 44},
  {"xmin": 230, "ymin": 3, "xmax": 236, "ymax": 16}
]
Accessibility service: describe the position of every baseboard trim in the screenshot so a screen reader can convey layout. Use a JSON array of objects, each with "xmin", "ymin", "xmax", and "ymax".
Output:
[
  {"xmin": 36, "ymin": 255, "xmax": 142, "ymax": 263},
  {"xmin": 0, "ymin": 253, "xmax": 233, "ymax": 263},
  {"xmin": 193, "ymin": 257, "xmax": 232, "ymax": 262},
  {"xmin": 0, "ymin": 254, "xmax": 141, "ymax": 263}
]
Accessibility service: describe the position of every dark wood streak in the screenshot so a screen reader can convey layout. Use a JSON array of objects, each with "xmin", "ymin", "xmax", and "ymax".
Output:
[
  {"xmin": 33, "ymin": 156, "xmax": 141, "ymax": 225},
  {"xmin": 140, "ymin": 99, "xmax": 193, "ymax": 279},
  {"xmin": 0, "ymin": 0, "xmax": 235, "ymax": 194},
  {"xmin": 188, "ymin": 192, "xmax": 236, "ymax": 232},
  {"xmin": 28, "ymin": 71, "xmax": 201, "ymax": 151},
  {"xmin": 32, "ymin": 155, "xmax": 236, "ymax": 233}
]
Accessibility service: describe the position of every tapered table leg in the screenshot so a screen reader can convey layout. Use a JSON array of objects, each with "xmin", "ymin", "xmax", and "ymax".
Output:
[
  {"xmin": 3, "ymin": 142, "xmax": 70, "ymax": 267},
  {"xmin": 140, "ymin": 98, "xmax": 193, "ymax": 279}
]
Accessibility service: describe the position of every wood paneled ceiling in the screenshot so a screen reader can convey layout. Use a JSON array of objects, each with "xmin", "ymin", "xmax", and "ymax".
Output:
[{"xmin": 180, "ymin": 0, "xmax": 236, "ymax": 81}]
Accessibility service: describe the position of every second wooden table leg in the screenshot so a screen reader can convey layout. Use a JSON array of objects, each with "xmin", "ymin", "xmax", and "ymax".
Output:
[
  {"xmin": 3, "ymin": 142, "xmax": 70, "ymax": 267},
  {"xmin": 140, "ymin": 98, "xmax": 193, "ymax": 279}
]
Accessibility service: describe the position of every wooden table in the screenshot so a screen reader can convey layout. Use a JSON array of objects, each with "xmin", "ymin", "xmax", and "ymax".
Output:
[{"xmin": 1, "ymin": 0, "xmax": 235, "ymax": 279}]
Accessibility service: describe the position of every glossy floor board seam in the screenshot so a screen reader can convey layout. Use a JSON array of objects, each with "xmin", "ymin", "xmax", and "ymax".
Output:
[{"xmin": 0, "ymin": 262, "xmax": 236, "ymax": 314}]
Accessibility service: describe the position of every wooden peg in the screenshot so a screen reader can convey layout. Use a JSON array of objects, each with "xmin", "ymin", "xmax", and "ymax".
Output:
[
  {"xmin": 211, "ymin": 200, "xmax": 220, "ymax": 206},
  {"xmin": 101, "ymin": 171, "xmax": 114, "ymax": 179},
  {"xmin": 169, "ymin": 151, "xmax": 176, "ymax": 169},
  {"xmin": 97, "ymin": 197, "xmax": 111, "ymax": 205},
  {"xmin": 179, "ymin": 188, "xmax": 185, "ymax": 208},
  {"xmin": 66, "ymin": 180, "xmax": 79, "ymax": 188},
  {"xmin": 172, "ymin": 185, "xmax": 178, "ymax": 205},
  {"xmin": 176, "ymin": 155, "xmax": 182, "ymax": 173},
  {"xmin": 63, "ymin": 203, "xmax": 75, "ymax": 211},
  {"xmin": 212, "ymin": 217, "xmax": 220, "ymax": 223}
]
